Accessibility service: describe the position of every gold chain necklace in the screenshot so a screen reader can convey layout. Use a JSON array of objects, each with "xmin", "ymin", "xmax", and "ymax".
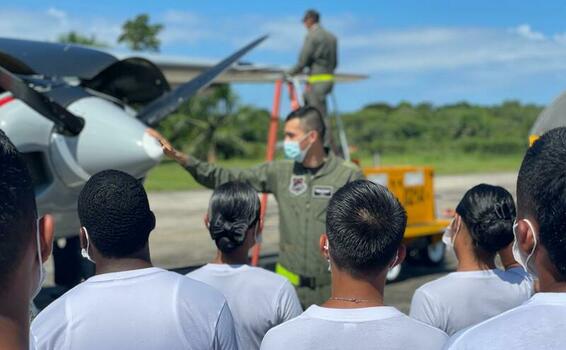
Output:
[{"xmin": 328, "ymin": 296, "xmax": 370, "ymax": 304}]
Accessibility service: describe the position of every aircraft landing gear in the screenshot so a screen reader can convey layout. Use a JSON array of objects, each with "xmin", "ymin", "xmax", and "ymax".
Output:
[{"xmin": 52, "ymin": 237, "xmax": 94, "ymax": 288}]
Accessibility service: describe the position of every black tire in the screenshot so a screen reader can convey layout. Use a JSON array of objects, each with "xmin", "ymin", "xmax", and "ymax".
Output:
[
  {"xmin": 419, "ymin": 239, "xmax": 446, "ymax": 266},
  {"xmin": 53, "ymin": 236, "xmax": 94, "ymax": 288}
]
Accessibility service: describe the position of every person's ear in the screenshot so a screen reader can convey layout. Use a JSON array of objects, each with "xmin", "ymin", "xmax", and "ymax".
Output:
[
  {"xmin": 453, "ymin": 214, "xmax": 461, "ymax": 233},
  {"xmin": 149, "ymin": 211, "xmax": 156, "ymax": 231},
  {"xmin": 258, "ymin": 218, "xmax": 264, "ymax": 235},
  {"xmin": 79, "ymin": 226, "xmax": 88, "ymax": 250},
  {"xmin": 391, "ymin": 244, "xmax": 407, "ymax": 268},
  {"xmin": 309, "ymin": 130, "xmax": 318, "ymax": 144},
  {"xmin": 319, "ymin": 234, "xmax": 329, "ymax": 259},
  {"xmin": 518, "ymin": 219, "xmax": 536, "ymax": 253},
  {"xmin": 39, "ymin": 214, "xmax": 55, "ymax": 263},
  {"xmin": 204, "ymin": 214, "xmax": 210, "ymax": 229}
]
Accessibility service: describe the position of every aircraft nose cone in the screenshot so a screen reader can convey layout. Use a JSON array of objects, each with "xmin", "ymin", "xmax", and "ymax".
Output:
[
  {"xmin": 65, "ymin": 97, "xmax": 163, "ymax": 179},
  {"xmin": 142, "ymin": 131, "xmax": 164, "ymax": 161}
]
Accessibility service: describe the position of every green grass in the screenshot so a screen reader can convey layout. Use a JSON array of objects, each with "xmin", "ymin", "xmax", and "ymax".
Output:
[
  {"xmin": 144, "ymin": 159, "xmax": 261, "ymax": 191},
  {"xmin": 145, "ymin": 153, "xmax": 524, "ymax": 192}
]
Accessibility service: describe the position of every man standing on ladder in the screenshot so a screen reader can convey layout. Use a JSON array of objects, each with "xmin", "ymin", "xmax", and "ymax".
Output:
[{"xmin": 288, "ymin": 9, "xmax": 337, "ymax": 122}]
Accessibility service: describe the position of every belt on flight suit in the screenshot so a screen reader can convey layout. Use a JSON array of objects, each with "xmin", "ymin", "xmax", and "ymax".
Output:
[
  {"xmin": 276, "ymin": 263, "xmax": 317, "ymax": 290},
  {"xmin": 307, "ymin": 74, "xmax": 335, "ymax": 84}
]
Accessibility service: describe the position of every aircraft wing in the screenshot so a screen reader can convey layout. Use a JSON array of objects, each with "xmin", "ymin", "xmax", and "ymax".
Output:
[
  {"xmin": 125, "ymin": 53, "xmax": 368, "ymax": 86},
  {"xmin": 0, "ymin": 37, "xmax": 117, "ymax": 78},
  {"xmin": 530, "ymin": 91, "xmax": 566, "ymax": 138}
]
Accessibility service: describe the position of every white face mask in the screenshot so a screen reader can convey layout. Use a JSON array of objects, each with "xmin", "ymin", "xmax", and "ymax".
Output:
[
  {"xmin": 389, "ymin": 251, "xmax": 400, "ymax": 271},
  {"xmin": 442, "ymin": 217, "xmax": 460, "ymax": 250},
  {"xmin": 512, "ymin": 219, "xmax": 538, "ymax": 276},
  {"xmin": 81, "ymin": 227, "xmax": 95, "ymax": 264},
  {"xmin": 32, "ymin": 218, "xmax": 46, "ymax": 300}
]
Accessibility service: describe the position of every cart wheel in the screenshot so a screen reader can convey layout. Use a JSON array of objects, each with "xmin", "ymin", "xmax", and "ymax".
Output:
[
  {"xmin": 386, "ymin": 263, "xmax": 403, "ymax": 282},
  {"xmin": 421, "ymin": 240, "xmax": 446, "ymax": 265}
]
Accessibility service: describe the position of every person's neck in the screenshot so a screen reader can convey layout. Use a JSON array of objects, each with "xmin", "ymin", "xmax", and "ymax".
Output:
[
  {"xmin": 539, "ymin": 279, "xmax": 566, "ymax": 293},
  {"xmin": 322, "ymin": 268, "xmax": 385, "ymax": 309},
  {"xmin": 456, "ymin": 250, "xmax": 496, "ymax": 272},
  {"xmin": 536, "ymin": 263, "xmax": 566, "ymax": 293},
  {"xmin": 95, "ymin": 255, "xmax": 153, "ymax": 275},
  {"xmin": 0, "ymin": 315, "xmax": 28, "ymax": 350},
  {"xmin": 302, "ymin": 144, "xmax": 326, "ymax": 169},
  {"xmin": 0, "ymin": 286, "xmax": 30, "ymax": 349},
  {"xmin": 212, "ymin": 249, "xmax": 248, "ymax": 265}
]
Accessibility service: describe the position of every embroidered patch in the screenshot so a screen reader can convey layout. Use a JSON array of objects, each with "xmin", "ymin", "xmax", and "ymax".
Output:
[
  {"xmin": 312, "ymin": 185, "xmax": 334, "ymax": 199},
  {"xmin": 289, "ymin": 175, "xmax": 308, "ymax": 196}
]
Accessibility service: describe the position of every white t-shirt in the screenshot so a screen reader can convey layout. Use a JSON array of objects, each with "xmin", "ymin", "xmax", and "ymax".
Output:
[
  {"xmin": 260, "ymin": 305, "xmax": 448, "ymax": 350},
  {"xmin": 445, "ymin": 293, "xmax": 566, "ymax": 349},
  {"xmin": 188, "ymin": 263, "xmax": 302, "ymax": 350},
  {"xmin": 31, "ymin": 267, "xmax": 238, "ymax": 350},
  {"xmin": 410, "ymin": 267, "xmax": 533, "ymax": 335}
]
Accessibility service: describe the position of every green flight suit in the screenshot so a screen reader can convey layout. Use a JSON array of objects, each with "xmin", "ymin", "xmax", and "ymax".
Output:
[
  {"xmin": 184, "ymin": 153, "xmax": 364, "ymax": 306},
  {"xmin": 289, "ymin": 24, "xmax": 338, "ymax": 119}
]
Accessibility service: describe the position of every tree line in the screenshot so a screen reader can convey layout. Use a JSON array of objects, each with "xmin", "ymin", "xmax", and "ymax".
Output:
[
  {"xmin": 159, "ymin": 92, "xmax": 542, "ymax": 161},
  {"xmin": 339, "ymin": 101, "xmax": 541, "ymax": 158}
]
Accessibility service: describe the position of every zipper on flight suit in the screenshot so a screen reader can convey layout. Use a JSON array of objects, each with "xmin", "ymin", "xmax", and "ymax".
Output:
[{"xmin": 304, "ymin": 172, "xmax": 312, "ymax": 276}]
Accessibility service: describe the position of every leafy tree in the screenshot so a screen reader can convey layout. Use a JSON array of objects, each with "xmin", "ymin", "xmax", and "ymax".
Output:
[
  {"xmin": 157, "ymin": 84, "xmax": 269, "ymax": 162},
  {"xmin": 118, "ymin": 14, "xmax": 163, "ymax": 52},
  {"xmin": 58, "ymin": 31, "xmax": 107, "ymax": 47}
]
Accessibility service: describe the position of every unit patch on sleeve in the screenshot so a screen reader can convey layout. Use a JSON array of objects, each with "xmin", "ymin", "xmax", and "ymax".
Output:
[
  {"xmin": 312, "ymin": 185, "xmax": 334, "ymax": 199},
  {"xmin": 289, "ymin": 175, "xmax": 308, "ymax": 196}
]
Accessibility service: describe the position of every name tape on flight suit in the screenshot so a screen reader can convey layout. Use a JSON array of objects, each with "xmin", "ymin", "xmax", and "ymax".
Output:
[{"xmin": 312, "ymin": 186, "xmax": 334, "ymax": 199}]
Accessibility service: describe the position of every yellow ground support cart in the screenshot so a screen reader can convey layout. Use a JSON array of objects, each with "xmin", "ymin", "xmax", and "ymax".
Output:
[{"xmin": 364, "ymin": 166, "xmax": 451, "ymax": 281}]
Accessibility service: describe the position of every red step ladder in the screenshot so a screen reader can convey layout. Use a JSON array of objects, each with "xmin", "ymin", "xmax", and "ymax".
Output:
[{"xmin": 250, "ymin": 79, "xmax": 301, "ymax": 266}]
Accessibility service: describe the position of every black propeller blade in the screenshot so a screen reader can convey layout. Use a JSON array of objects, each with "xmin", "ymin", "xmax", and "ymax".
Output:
[
  {"xmin": 137, "ymin": 35, "xmax": 267, "ymax": 127},
  {"xmin": 0, "ymin": 66, "xmax": 84, "ymax": 135}
]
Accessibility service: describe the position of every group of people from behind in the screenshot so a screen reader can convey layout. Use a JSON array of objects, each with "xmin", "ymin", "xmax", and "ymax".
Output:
[{"xmin": 3, "ymin": 125, "xmax": 566, "ymax": 349}]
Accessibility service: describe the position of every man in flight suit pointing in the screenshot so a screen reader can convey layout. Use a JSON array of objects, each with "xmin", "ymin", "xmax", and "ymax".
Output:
[{"xmin": 148, "ymin": 107, "xmax": 363, "ymax": 306}]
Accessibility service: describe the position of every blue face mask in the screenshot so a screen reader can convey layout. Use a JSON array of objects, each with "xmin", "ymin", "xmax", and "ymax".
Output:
[{"xmin": 284, "ymin": 133, "xmax": 312, "ymax": 162}]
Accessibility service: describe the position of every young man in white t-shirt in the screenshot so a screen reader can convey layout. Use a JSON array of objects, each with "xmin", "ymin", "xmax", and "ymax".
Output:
[
  {"xmin": 0, "ymin": 131, "xmax": 54, "ymax": 350},
  {"xmin": 410, "ymin": 184, "xmax": 532, "ymax": 335},
  {"xmin": 446, "ymin": 127, "xmax": 566, "ymax": 349},
  {"xmin": 261, "ymin": 180, "xmax": 448, "ymax": 350},
  {"xmin": 31, "ymin": 170, "xmax": 238, "ymax": 350},
  {"xmin": 188, "ymin": 181, "xmax": 302, "ymax": 350}
]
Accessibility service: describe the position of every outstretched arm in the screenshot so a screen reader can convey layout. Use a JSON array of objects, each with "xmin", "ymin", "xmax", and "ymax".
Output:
[
  {"xmin": 147, "ymin": 129, "xmax": 275, "ymax": 192},
  {"xmin": 288, "ymin": 34, "xmax": 315, "ymax": 75}
]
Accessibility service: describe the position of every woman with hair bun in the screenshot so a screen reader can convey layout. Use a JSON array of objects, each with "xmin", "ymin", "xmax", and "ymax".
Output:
[
  {"xmin": 187, "ymin": 181, "xmax": 302, "ymax": 350},
  {"xmin": 409, "ymin": 184, "xmax": 533, "ymax": 335}
]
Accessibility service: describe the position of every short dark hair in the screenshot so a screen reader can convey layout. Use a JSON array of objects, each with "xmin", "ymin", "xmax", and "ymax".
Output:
[
  {"xmin": 78, "ymin": 169, "xmax": 155, "ymax": 258},
  {"xmin": 326, "ymin": 180, "xmax": 407, "ymax": 276},
  {"xmin": 208, "ymin": 181, "xmax": 260, "ymax": 253},
  {"xmin": 456, "ymin": 184, "xmax": 516, "ymax": 254},
  {"xmin": 517, "ymin": 127, "xmax": 566, "ymax": 278},
  {"xmin": 285, "ymin": 106, "xmax": 326, "ymax": 140},
  {"xmin": 303, "ymin": 9, "xmax": 320, "ymax": 23},
  {"xmin": 0, "ymin": 130, "xmax": 37, "ymax": 286}
]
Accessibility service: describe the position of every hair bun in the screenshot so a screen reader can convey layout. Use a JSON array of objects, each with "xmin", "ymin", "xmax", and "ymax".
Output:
[{"xmin": 209, "ymin": 214, "xmax": 249, "ymax": 253}]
